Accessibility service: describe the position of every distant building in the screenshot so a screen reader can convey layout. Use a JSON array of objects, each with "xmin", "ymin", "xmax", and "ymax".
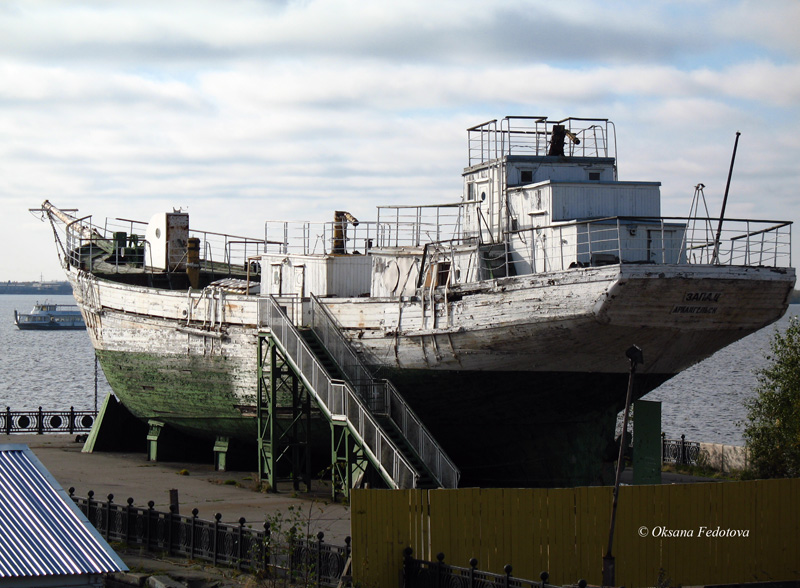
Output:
[
  {"xmin": 0, "ymin": 281, "xmax": 73, "ymax": 295},
  {"xmin": 0, "ymin": 444, "xmax": 127, "ymax": 587}
]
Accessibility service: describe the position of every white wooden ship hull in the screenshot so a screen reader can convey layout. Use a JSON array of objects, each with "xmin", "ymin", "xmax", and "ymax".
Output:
[
  {"xmin": 324, "ymin": 263, "xmax": 794, "ymax": 485},
  {"xmin": 65, "ymin": 261, "xmax": 793, "ymax": 486},
  {"xmin": 326, "ymin": 263, "xmax": 792, "ymax": 375}
]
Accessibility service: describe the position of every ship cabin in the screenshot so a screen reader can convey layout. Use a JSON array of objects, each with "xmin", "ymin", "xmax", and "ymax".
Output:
[
  {"xmin": 456, "ymin": 117, "xmax": 682, "ymax": 280},
  {"xmin": 259, "ymin": 116, "xmax": 791, "ymax": 301},
  {"xmin": 259, "ymin": 117, "xmax": 684, "ymax": 300}
]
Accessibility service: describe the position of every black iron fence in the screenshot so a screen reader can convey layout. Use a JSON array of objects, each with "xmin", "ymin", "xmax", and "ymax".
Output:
[
  {"xmin": 402, "ymin": 548, "xmax": 587, "ymax": 588},
  {"xmin": 2, "ymin": 407, "xmax": 96, "ymax": 435},
  {"xmin": 662, "ymin": 434, "xmax": 701, "ymax": 466},
  {"xmin": 70, "ymin": 490, "xmax": 351, "ymax": 586}
]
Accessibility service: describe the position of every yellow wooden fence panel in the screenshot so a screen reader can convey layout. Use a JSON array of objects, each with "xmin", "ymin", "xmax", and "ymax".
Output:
[{"xmin": 352, "ymin": 479, "xmax": 800, "ymax": 588}]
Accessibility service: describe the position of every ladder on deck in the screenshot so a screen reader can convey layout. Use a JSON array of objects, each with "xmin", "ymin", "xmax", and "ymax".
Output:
[{"xmin": 258, "ymin": 295, "xmax": 459, "ymax": 496}]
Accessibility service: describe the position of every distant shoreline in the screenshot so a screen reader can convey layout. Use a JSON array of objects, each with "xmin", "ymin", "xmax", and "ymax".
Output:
[{"xmin": 0, "ymin": 282, "xmax": 72, "ymax": 295}]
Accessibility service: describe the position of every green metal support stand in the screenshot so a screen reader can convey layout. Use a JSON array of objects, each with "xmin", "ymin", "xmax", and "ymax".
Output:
[
  {"xmin": 147, "ymin": 420, "xmax": 165, "ymax": 462},
  {"xmin": 257, "ymin": 335, "xmax": 276, "ymax": 490},
  {"xmin": 331, "ymin": 421, "xmax": 368, "ymax": 501},
  {"xmin": 257, "ymin": 333, "xmax": 312, "ymax": 493},
  {"xmin": 213, "ymin": 436, "xmax": 230, "ymax": 472}
]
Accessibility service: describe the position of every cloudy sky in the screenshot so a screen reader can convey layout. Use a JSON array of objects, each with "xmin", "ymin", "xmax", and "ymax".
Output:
[{"xmin": 2, "ymin": 0, "xmax": 799, "ymax": 281}]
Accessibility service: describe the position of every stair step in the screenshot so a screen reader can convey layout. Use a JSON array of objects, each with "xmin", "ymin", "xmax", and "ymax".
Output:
[
  {"xmin": 295, "ymin": 325, "xmax": 441, "ymax": 489},
  {"xmin": 374, "ymin": 416, "xmax": 438, "ymax": 488}
]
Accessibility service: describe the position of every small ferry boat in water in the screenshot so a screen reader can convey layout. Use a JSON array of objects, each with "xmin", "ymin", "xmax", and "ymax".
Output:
[
  {"xmin": 34, "ymin": 116, "xmax": 795, "ymax": 490},
  {"xmin": 14, "ymin": 302, "xmax": 86, "ymax": 330}
]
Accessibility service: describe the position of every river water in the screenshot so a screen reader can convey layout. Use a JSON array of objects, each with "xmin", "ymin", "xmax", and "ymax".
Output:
[
  {"xmin": 1, "ymin": 295, "xmax": 113, "ymax": 412},
  {"xmin": 1, "ymin": 294, "xmax": 796, "ymax": 446}
]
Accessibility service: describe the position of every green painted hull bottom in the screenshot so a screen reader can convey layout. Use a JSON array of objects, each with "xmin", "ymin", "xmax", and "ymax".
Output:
[{"xmin": 96, "ymin": 349, "xmax": 259, "ymax": 442}]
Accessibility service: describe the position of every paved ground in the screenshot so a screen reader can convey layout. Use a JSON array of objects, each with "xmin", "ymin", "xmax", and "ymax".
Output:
[
  {"xmin": 4, "ymin": 433, "xmax": 352, "ymax": 541},
  {"xmin": 6, "ymin": 433, "xmax": 352, "ymax": 586}
]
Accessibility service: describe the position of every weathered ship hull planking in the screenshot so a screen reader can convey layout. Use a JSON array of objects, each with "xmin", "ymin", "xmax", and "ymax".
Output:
[
  {"xmin": 325, "ymin": 264, "xmax": 793, "ymax": 375},
  {"xmin": 67, "ymin": 269, "xmax": 263, "ymax": 440},
  {"xmin": 64, "ymin": 259, "xmax": 793, "ymax": 487},
  {"xmin": 96, "ymin": 348, "xmax": 258, "ymax": 440}
]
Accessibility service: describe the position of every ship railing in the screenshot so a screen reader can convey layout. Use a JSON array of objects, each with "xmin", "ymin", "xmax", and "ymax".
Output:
[
  {"xmin": 41, "ymin": 203, "xmax": 262, "ymax": 278},
  {"xmin": 488, "ymin": 216, "xmax": 792, "ymax": 277},
  {"xmin": 412, "ymin": 215, "xmax": 791, "ymax": 283},
  {"xmin": 265, "ymin": 295, "xmax": 420, "ymax": 489},
  {"xmin": 264, "ymin": 220, "xmax": 380, "ymax": 255},
  {"xmin": 65, "ymin": 215, "xmax": 160, "ymax": 272},
  {"xmin": 528, "ymin": 217, "xmax": 792, "ymax": 267},
  {"xmin": 104, "ymin": 217, "xmax": 265, "ymax": 277},
  {"xmin": 310, "ymin": 294, "xmax": 461, "ymax": 489},
  {"xmin": 468, "ymin": 117, "xmax": 615, "ymax": 166},
  {"xmin": 375, "ymin": 203, "xmax": 463, "ymax": 248}
]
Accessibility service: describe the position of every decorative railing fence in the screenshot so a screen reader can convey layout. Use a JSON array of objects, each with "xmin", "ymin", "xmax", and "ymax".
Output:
[
  {"xmin": 661, "ymin": 434, "xmax": 701, "ymax": 466},
  {"xmin": 2, "ymin": 407, "xmax": 96, "ymax": 435},
  {"xmin": 70, "ymin": 490, "xmax": 351, "ymax": 587},
  {"xmin": 402, "ymin": 548, "xmax": 587, "ymax": 588}
]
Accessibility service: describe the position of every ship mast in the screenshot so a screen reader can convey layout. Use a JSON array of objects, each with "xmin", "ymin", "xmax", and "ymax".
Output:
[{"xmin": 711, "ymin": 131, "xmax": 741, "ymax": 265}]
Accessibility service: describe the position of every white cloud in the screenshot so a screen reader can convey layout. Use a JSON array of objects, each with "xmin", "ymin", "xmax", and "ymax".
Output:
[
  {"xmin": 1, "ymin": 0, "xmax": 799, "ymax": 281},
  {"xmin": 714, "ymin": 0, "xmax": 800, "ymax": 57}
]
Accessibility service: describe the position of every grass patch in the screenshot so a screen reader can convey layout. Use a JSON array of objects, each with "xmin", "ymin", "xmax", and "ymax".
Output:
[{"xmin": 662, "ymin": 463, "xmax": 741, "ymax": 480}]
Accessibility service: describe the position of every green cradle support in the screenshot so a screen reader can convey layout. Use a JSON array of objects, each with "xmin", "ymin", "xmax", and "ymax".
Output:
[{"xmin": 257, "ymin": 333, "xmax": 312, "ymax": 493}]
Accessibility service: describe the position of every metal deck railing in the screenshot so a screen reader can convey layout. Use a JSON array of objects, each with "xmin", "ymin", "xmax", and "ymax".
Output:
[
  {"xmin": 468, "ymin": 116, "xmax": 616, "ymax": 166},
  {"xmin": 264, "ymin": 220, "xmax": 379, "ymax": 255},
  {"xmin": 104, "ymin": 216, "xmax": 265, "ymax": 275},
  {"xmin": 375, "ymin": 203, "xmax": 463, "ymax": 249},
  {"xmin": 506, "ymin": 215, "xmax": 793, "ymax": 274},
  {"xmin": 264, "ymin": 204, "xmax": 465, "ymax": 254},
  {"xmin": 41, "ymin": 203, "xmax": 264, "ymax": 278},
  {"xmin": 414, "ymin": 214, "xmax": 792, "ymax": 281}
]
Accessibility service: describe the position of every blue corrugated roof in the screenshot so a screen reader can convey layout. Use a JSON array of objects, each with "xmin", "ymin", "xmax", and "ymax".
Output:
[{"xmin": 0, "ymin": 444, "xmax": 127, "ymax": 579}]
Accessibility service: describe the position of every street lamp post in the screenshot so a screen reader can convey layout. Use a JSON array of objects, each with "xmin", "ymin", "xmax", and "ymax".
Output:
[{"xmin": 603, "ymin": 345, "xmax": 643, "ymax": 587}]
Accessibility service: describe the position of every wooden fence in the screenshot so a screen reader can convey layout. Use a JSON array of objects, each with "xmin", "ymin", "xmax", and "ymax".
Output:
[{"xmin": 351, "ymin": 479, "xmax": 800, "ymax": 587}]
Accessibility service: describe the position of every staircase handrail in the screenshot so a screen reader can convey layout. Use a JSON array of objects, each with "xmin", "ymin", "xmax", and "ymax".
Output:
[
  {"xmin": 310, "ymin": 294, "xmax": 461, "ymax": 488},
  {"xmin": 265, "ymin": 295, "xmax": 419, "ymax": 489}
]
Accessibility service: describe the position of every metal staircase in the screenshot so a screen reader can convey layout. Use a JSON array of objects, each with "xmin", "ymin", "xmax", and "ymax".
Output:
[{"xmin": 259, "ymin": 295, "xmax": 459, "ymax": 493}]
